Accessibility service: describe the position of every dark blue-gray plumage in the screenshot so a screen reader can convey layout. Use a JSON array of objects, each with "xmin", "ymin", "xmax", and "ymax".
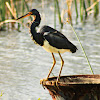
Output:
[
  {"xmin": 17, "ymin": 9, "xmax": 77, "ymax": 82},
  {"xmin": 39, "ymin": 25, "xmax": 77, "ymax": 53}
]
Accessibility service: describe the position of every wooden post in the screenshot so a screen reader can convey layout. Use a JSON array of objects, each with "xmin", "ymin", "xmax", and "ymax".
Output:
[{"xmin": 40, "ymin": 75, "xmax": 100, "ymax": 100}]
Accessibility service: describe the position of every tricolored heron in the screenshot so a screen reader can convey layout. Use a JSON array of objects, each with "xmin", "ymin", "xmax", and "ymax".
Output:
[{"xmin": 17, "ymin": 9, "xmax": 77, "ymax": 82}]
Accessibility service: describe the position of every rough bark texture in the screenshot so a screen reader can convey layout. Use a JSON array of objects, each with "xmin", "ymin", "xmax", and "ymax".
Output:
[{"xmin": 40, "ymin": 75, "xmax": 100, "ymax": 100}]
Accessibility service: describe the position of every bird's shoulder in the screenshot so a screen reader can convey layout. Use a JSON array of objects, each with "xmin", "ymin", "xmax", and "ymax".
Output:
[
  {"xmin": 39, "ymin": 25, "xmax": 67, "ymax": 39},
  {"xmin": 39, "ymin": 25, "xmax": 56, "ymax": 33}
]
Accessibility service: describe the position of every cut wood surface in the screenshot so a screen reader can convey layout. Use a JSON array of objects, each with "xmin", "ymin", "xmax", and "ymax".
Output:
[{"xmin": 40, "ymin": 75, "xmax": 100, "ymax": 100}]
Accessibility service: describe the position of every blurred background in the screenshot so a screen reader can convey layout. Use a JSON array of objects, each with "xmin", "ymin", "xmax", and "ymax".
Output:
[{"xmin": 0, "ymin": 0, "xmax": 100, "ymax": 100}]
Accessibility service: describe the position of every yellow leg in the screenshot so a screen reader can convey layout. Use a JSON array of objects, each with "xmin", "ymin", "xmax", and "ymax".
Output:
[
  {"xmin": 57, "ymin": 51, "xmax": 64, "ymax": 82},
  {"xmin": 47, "ymin": 53, "xmax": 56, "ymax": 79}
]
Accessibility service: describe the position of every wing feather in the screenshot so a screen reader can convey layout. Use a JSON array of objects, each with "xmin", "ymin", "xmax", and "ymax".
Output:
[{"xmin": 39, "ymin": 25, "xmax": 77, "ymax": 53}]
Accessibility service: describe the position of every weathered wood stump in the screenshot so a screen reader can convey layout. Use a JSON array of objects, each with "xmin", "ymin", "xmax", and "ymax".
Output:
[{"xmin": 40, "ymin": 75, "xmax": 100, "ymax": 100}]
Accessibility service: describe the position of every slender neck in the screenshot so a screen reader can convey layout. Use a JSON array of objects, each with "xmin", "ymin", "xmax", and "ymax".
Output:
[
  {"xmin": 30, "ymin": 22, "xmax": 37, "ymax": 36},
  {"xmin": 29, "ymin": 14, "xmax": 44, "ymax": 46},
  {"xmin": 30, "ymin": 13, "xmax": 41, "ymax": 33},
  {"xmin": 32, "ymin": 13, "xmax": 41, "ymax": 27}
]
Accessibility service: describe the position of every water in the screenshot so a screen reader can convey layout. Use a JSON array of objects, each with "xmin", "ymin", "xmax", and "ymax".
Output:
[{"xmin": 0, "ymin": 3, "xmax": 100, "ymax": 100}]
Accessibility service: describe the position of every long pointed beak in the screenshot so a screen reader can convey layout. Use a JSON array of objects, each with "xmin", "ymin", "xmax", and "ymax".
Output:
[{"xmin": 16, "ymin": 12, "xmax": 32, "ymax": 20}]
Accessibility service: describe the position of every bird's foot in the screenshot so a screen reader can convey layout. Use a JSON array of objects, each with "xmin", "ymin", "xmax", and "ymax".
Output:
[
  {"xmin": 56, "ymin": 77, "xmax": 60, "ymax": 82},
  {"xmin": 40, "ymin": 78, "xmax": 49, "ymax": 89},
  {"xmin": 40, "ymin": 78, "xmax": 48, "ymax": 85},
  {"xmin": 55, "ymin": 77, "xmax": 60, "ymax": 89}
]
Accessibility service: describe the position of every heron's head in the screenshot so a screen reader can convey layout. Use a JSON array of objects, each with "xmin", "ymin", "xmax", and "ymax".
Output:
[{"xmin": 17, "ymin": 9, "xmax": 41, "ymax": 26}]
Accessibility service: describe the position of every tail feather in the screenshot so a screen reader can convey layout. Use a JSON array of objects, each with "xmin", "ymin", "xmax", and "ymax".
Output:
[{"xmin": 70, "ymin": 44, "xmax": 78, "ymax": 53}]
